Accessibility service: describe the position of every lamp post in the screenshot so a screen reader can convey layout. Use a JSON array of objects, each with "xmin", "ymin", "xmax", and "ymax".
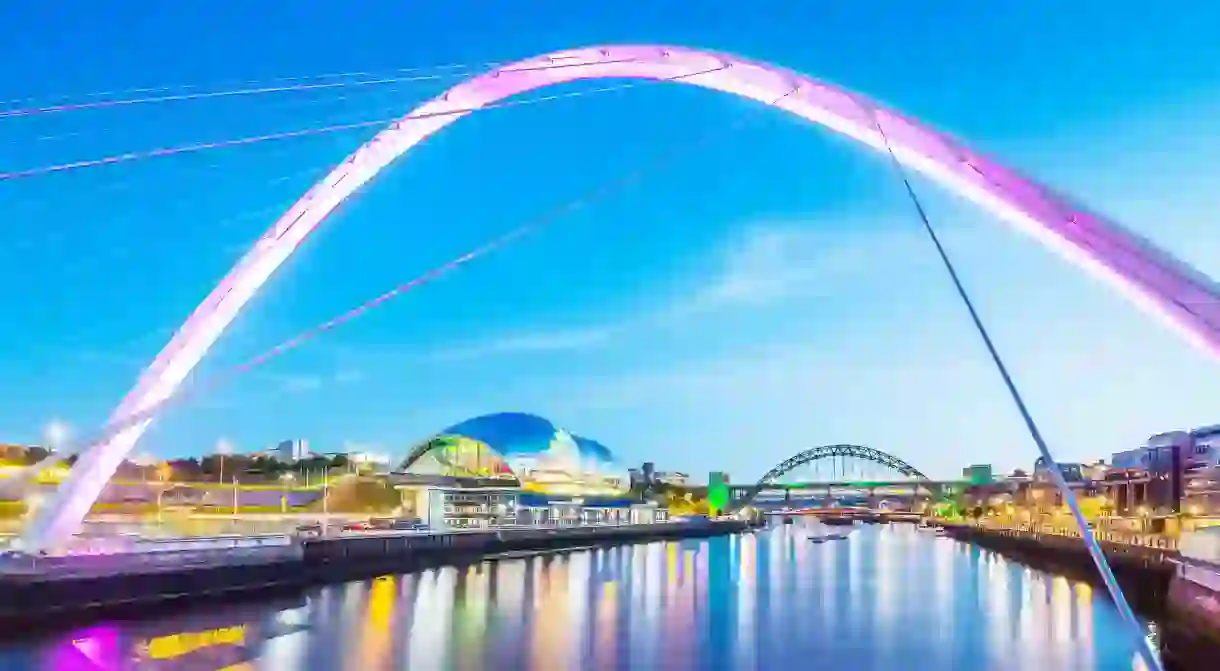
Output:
[
  {"xmin": 215, "ymin": 438, "xmax": 233, "ymax": 485},
  {"xmin": 153, "ymin": 462, "xmax": 172, "ymax": 526},
  {"xmin": 132, "ymin": 453, "xmax": 154, "ymax": 484},
  {"xmin": 42, "ymin": 420, "xmax": 70, "ymax": 456},
  {"xmin": 322, "ymin": 469, "xmax": 330, "ymax": 536},
  {"xmin": 279, "ymin": 472, "xmax": 295, "ymax": 515}
]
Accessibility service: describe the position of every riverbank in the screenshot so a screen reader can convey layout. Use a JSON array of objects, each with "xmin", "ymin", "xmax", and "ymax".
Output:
[
  {"xmin": 942, "ymin": 523, "xmax": 1171, "ymax": 613},
  {"xmin": 942, "ymin": 522, "xmax": 1220, "ymax": 669},
  {"xmin": 0, "ymin": 519, "xmax": 751, "ymax": 629}
]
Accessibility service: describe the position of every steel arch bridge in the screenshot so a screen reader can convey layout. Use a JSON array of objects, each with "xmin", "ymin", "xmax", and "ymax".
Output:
[{"xmin": 728, "ymin": 444, "xmax": 928, "ymax": 509}]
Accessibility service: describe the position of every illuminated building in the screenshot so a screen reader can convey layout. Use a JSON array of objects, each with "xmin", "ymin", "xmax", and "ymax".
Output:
[
  {"xmin": 398, "ymin": 413, "xmax": 630, "ymax": 496},
  {"xmin": 396, "ymin": 413, "xmax": 652, "ymax": 528},
  {"xmin": 513, "ymin": 493, "xmax": 661, "ymax": 526},
  {"xmin": 708, "ymin": 472, "xmax": 731, "ymax": 516},
  {"xmin": 1105, "ymin": 427, "xmax": 1220, "ymax": 515},
  {"xmin": 1033, "ymin": 457, "xmax": 1084, "ymax": 483},
  {"xmin": 961, "ymin": 465, "xmax": 994, "ymax": 485},
  {"xmin": 394, "ymin": 486, "xmax": 516, "ymax": 529},
  {"xmin": 268, "ymin": 439, "xmax": 310, "ymax": 462},
  {"xmin": 653, "ymin": 471, "xmax": 689, "ymax": 486}
]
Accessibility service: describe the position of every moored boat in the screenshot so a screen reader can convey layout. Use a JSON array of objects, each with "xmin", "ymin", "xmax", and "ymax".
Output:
[{"xmin": 821, "ymin": 515, "xmax": 855, "ymax": 527}]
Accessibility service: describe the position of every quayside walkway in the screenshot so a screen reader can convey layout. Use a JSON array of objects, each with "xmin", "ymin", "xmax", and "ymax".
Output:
[{"xmin": 939, "ymin": 519, "xmax": 1179, "ymax": 569}]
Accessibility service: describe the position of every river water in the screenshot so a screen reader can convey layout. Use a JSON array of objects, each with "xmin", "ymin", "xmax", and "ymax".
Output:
[{"xmin": 0, "ymin": 522, "xmax": 1162, "ymax": 670}]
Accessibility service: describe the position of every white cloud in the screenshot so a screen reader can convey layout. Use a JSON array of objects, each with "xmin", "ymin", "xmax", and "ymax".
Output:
[
  {"xmin": 662, "ymin": 220, "xmax": 955, "ymax": 319},
  {"xmin": 279, "ymin": 375, "xmax": 323, "ymax": 393},
  {"xmin": 695, "ymin": 226, "xmax": 827, "ymax": 307},
  {"xmin": 427, "ymin": 326, "xmax": 614, "ymax": 362},
  {"xmin": 413, "ymin": 217, "xmax": 963, "ymax": 364}
]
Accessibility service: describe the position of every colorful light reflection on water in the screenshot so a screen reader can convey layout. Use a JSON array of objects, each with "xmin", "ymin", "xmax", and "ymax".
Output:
[{"xmin": 0, "ymin": 523, "xmax": 1160, "ymax": 670}]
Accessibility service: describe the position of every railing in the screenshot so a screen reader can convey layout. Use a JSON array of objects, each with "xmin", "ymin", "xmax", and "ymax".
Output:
[
  {"xmin": 1178, "ymin": 560, "xmax": 1220, "ymax": 592},
  {"xmin": 128, "ymin": 533, "xmax": 293, "ymax": 553},
  {"xmin": 1, "ymin": 534, "xmax": 302, "ymax": 578},
  {"xmin": 957, "ymin": 519, "xmax": 1179, "ymax": 551}
]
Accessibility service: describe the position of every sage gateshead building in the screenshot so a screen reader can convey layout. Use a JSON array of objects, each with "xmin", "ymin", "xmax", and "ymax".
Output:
[{"xmin": 393, "ymin": 412, "xmax": 666, "ymax": 529}]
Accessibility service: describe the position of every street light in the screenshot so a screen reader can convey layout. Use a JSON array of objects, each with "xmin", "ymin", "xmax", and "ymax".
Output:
[
  {"xmin": 280, "ymin": 473, "xmax": 295, "ymax": 514},
  {"xmin": 321, "ymin": 470, "xmax": 331, "ymax": 535},
  {"xmin": 42, "ymin": 420, "xmax": 70, "ymax": 452},
  {"xmin": 132, "ymin": 453, "xmax": 155, "ymax": 483},
  {"xmin": 215, "ymin": 438, "xmax": 234, "ymax": 484}
]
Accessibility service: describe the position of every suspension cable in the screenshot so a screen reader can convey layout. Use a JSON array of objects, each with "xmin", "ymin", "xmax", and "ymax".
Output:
[
  {"xmin": 0, "ymin": 58, "xmax": 622, "ymax": 120},
  {"xmin": 0, "ymin": 70, "xmax": 484, "ymax": 120},
  {"xmin": 870, "ymin": 113, "xmax": 1162, "ymax": 670},
  {"xmin": 0, "ymin": 63, "xmax": 726, "ymax": 182},
  {"xmin": 20, "ymin": 87, "xmax": 795, "ymax": 479},
  {"xmin": 0, "ymin": 59, "xmax": 509, "ymax": 110}
]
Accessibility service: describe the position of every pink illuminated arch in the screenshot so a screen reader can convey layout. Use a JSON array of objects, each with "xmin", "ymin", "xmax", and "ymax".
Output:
[{"xmin": 22, "ymin": 45, "xmax": 1220, "ymax": 550}]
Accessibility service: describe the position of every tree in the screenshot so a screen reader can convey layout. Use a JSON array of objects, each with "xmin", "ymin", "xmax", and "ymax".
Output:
[
  {"xmin": 200, "ymin": 454, "xmax": 221, "ymax": 477},
  {"xmin": 113, "ymin": 459, "xmax": 143, "ymax": 479},
  {"xmin": 23, "ymin": 446, "xmax": 49, "ymax": 465},
  {"xmin": 311, "ymin": 477, "xmax": 399, "ymax": 513},
  {"xmin": 167, "ymin": 458, "xmax": 202, "ymax": 481},
  {"xmin": 1076, "ymin": 495, "xmax": 1107, "ymax": 521}
]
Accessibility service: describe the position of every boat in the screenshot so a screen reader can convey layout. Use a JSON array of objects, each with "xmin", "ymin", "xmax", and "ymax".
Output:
[
  {"xmin": 917, "ymin": 519, "xmax": 935, "ymax": 531},
  {"xmin": 821, "ymin": 515, "xmax": 855, "ymax": 527},
  {"xmin": 934, "ymin": 527, "xmax": 949, "ymax": 537}
]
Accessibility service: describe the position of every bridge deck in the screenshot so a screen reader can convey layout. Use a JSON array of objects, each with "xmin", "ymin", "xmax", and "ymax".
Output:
[{"xmin": 731, "ymin": 480, "xmax": 965, "ymax": 489}]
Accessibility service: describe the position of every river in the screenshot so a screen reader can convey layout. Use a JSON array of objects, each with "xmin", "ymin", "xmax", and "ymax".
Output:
[{"xmin": 0, "ymin": 522, "xmax": 1164, "ymax": 670}]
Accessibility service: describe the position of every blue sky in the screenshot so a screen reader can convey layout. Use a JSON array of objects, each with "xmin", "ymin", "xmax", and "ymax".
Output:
[{"xmin": 1, "ymin": 2, "xmax": 1219, "ymax": 481}]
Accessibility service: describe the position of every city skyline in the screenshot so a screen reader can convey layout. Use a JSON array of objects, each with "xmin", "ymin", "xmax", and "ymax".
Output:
[{"xmin": 2, "ymin": 3, "xmax": 1220, "ymax": 482}]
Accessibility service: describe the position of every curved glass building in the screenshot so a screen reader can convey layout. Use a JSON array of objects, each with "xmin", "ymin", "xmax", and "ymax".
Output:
[{"xmin": 399, "ymin": 412, "xmax": 628, "ymax": 495}]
